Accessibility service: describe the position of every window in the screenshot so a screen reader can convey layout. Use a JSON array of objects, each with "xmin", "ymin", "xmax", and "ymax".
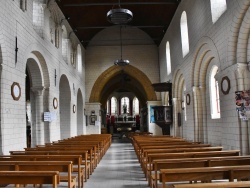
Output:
[
  {"xmin": 111, "ymin": 97, "xmax": 117, "ymax": 115},
  {"xmin": 166, "ymin": 42, "xmax": 171, "ymax": 75},
  {"xmin": 62, "ymin": 25, "xmax": 68, "ymax": 62},
  {"xmin": 210, "ymin": 0, "xmax": 227, "ymax": 23},
  {"xmin": 20, "ymin": 0, "xmax": 27, "ymax": 11},
  {"xmin": 32, "ymin": 1, "xmax": 45, "ymax": 38},
  {"xmin": 77, "ymin": 44, "xmax": 82, "ymax": 73},
  {"xmin": 180, "ymin": 11, "xmax": 189, "ymax": 57},
  {"xmin": 121, "ymin": 97, "xmax": 130, "ymax": 114},
  {"xmin": 133, "ymin": 97, "xmax": 139, "ymax": 115},
  {"xmin": 210, "ymin": 66, "xmax": 221, "ymax": 119}
]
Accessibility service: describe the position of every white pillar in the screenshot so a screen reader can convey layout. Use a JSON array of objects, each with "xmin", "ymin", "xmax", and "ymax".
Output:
[{"xmin": 31, "ymin": 86, "xmax": 45, "ymax": 145}]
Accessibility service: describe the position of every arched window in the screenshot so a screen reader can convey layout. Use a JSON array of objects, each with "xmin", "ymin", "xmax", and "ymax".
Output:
[
  {"xmin": 62, "ymin": 25, "xmax": 69, "ymax": 63},
  {"xmin": 32, "ymin": 1, "xmax": 45, "ymax": 38},
  {"xmin": 210, "ymin": 0, "xmax": 227, "ymax": 23},
  {"xmin": 77, "ymin": 44, "xmax": 82, "ymax": 73},
  {"xmin": 166, "ymin": 41, "xmax": 171, "ymax": 75},
  {"xmin": 20, "ymin": 0, "xmax": 27, "ymax": 11},
  {"xmin": 121, "ymin": 97, "xmax": 129, "ymax": 114},
  {"xmin": 106, "ymin": 100, "xmax": 110, "ymax": 115},
  {"xmin": 111, "ymin": 97, "xmax": 117, "ymax": 115},
  {"xmin": 180, "ymin": 11, "xmax": 189, "ymax": 57},
  {"xmin": 133, "ymin": 97, "xmax": 139, "ymax": 115},
  {"xmin": 210, "ymin": 66, "xmax": 221, "ymax": 119}
]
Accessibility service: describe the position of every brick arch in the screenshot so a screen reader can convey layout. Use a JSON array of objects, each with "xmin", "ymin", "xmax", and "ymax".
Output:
[
  {"xmin": 89, "ymin": 65, "xmax": 157, "ymax": 102},
  {"xmin": 227, "ymin": 1, "xmax": 250, "ymax": 66}
]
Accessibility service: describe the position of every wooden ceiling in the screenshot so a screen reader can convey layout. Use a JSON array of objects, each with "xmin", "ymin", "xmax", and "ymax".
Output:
[{"xmin": 56, "ymin": 0, "xmax": 181, "ymax": 48}]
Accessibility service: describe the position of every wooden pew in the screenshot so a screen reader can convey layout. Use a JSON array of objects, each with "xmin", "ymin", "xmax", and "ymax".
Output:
[
  {"xmin": 159, "ymin": 165, "xmax": 250, "ymax": 188},
  {"xmin": 0, "ymin": 171, "xmax": 60, "ymax": 188},
  {"xmin": 138, "ymin": 144, "xmax": 211, "ymax": 163},
  {"xmin": 141, "ymin": 146, "xmax": 223, "ymax": 169},
  {"xmin": 168, "ymin": 181, "xmax": 250, "ymax": 188},
  {"xmin": 9, "ymin": 150, "xmax": 90, "ymax": 183},
  {"xmin": 25, "ymin": 145, "xmax": 96, "ymax": 174},
  {"xmin": 0, "ymin": 155, "xmax": 84, "ymax": 188},
  {"xmin": 143, "ymin": 150, "xmax": 240, "ymax": 182},
  {"xmin": 0, "ymin": 161, "xmax": 76, "ymax": 188},
  {"xmin": 143, "ymin": 149, "xmax": 232, "ymax": 179},
  {"xmin": 151, "ymin": 156, "xmax": 250, "ymax": 188}
]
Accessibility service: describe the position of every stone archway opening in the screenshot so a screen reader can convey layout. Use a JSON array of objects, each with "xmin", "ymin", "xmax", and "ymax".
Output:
[{"xmin": 59, "ymin": 75, "xmax": 71, "ymax": 139}]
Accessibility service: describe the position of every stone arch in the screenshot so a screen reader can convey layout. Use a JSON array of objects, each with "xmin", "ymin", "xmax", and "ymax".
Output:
[
  {"xmin": 59, "ymin": 74, "xmax": 71, "ymax": 139},
  {"xmin": 77, "ymin": 88, "xmax": 84, "ymax": 135},
  {"xmin": 227, "ymin": 1, "xmax": 250, "ymax": 67},
  {"xmin": 89, "ymin": 65, "xmax": 157, "ymax": 102},
  {"xmin": 172, "ymin": 69, "xmax": 185, "ymax": 137},
  {"xmin": 26, "ymin": 51, "xmax": 50, "ymax": 146},
  {"xmin": 191, "ymin": 37, "xmax": 221, "ymax": 142}
]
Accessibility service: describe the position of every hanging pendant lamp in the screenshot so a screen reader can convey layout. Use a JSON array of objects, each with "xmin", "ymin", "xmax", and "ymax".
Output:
[
  {"xmin": 114, "ymin": 26, "xmax": 129, "ymax": 66},
  {"xmin": 107, "ymin": 0, "xmax": 133, "ymax": 25}
]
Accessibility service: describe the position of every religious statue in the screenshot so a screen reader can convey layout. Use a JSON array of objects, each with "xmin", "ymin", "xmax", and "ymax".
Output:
[{"xmin": 123, "ymin": 103, "xmax": 127, "ymax": 114}]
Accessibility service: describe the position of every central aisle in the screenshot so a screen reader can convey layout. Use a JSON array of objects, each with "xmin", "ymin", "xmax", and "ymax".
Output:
[{"xmin": 85, "ymin": 137, "xmax": 149, "ymax": 188}]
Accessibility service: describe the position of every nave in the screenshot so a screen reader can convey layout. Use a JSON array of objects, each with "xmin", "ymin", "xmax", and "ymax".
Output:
[{"xmin": 85, "ymin": 136, "xmax": 149, "ymax": 188}]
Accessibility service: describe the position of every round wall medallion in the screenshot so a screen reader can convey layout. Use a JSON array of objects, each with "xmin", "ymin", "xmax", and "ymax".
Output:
[
  {"xmin": 186, "ymin": 94, "xmax": 191, "ymax": 105},
  {"xmin": 73, "ymin": 104, "xmax": 76, "ymax": 113},
  {"xmin": 11, "ymin": 82, "xmax": 21, "ymax": 101},
  {"xmin": 53, "ymin": 97, "xmax": 58, "ymax": 109},
  {"xmin": 221, "ymin": 76, "xmax": 230, "ymax": 95}
]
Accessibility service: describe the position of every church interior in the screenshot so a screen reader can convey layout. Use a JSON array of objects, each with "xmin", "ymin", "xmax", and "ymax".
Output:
[{"xmin": 1, "ymin": 0, "xmax": 250, "ymax": 187}]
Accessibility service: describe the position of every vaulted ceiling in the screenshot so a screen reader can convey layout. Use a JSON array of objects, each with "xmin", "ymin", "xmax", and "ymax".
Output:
[{"xmin": 56, "ymin": 0, "xmax": 181, "ymax": 48}]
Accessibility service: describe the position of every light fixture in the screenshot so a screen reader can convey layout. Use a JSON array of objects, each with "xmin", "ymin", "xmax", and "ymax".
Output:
[
  {"xmin": 114, "ymin": 26, "xmax": 129, "ymax": 66},
  {"xmin": 107, "ymin": 0, "xmax": 133, "ymax": 25}
]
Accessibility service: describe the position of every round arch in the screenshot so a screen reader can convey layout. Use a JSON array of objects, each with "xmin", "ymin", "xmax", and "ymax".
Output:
[
  {"xmin": 59, "ymin": 74, "xmax": 71, "ymax": 139},
  {"xmin": 89, "ymin": 65, "xmax": 157, "ymax": 103},
  {"xmin": 77, "ymin": 88, "xmax": 84, "ymax": 135}
]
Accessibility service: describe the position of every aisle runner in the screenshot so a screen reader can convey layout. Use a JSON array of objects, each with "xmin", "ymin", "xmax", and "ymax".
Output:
[{"xmin": 85, "ymin": 138, "xmax": 149, "ymax": 188}]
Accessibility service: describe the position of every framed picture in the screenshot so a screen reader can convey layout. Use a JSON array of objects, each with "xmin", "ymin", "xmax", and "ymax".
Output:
[
  {"xmin": 11, "ymin": 82, "xmax": 21, "ymax": 101},
  {"xmin": 53, "ymin": 97, "xmax": 58, "ymax": 109},
  {"xmin": 90, "ymin": 115, "xmax": 97, "ymax": 125}
]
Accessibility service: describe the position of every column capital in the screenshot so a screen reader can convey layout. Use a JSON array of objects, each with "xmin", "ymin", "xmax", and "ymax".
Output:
[{"xmin": 31, "ymin": 86, "xmax": 45, "ymax": 96}]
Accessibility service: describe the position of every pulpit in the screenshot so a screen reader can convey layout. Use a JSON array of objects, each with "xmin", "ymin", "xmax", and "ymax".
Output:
[{"xmin": 152, "ymin": 106, "xmax": 172, "ymax": 135}]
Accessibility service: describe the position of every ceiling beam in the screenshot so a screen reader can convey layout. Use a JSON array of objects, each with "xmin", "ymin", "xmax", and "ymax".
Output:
[
  {"xmin": 63, "ymin": 1, "xmax": 179, "ymax": 7},
  {"xmin": 76, "ymin": 25, "xmax": 165, "ymax": 29}
]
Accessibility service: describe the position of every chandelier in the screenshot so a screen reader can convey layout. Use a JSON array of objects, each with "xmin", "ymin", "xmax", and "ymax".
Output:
[
  {"xmin": 107, "ymin": 0, "xmax": 132, "ymax": 66},
  {"xmin": 107, "ymin": 0, "xmax": 133, "ymax": 25}
]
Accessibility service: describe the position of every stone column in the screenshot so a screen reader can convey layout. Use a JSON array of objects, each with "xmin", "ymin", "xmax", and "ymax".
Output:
[
  {"xmin": 31, "ymin": 86, "xmax": 45, "ymax": 145},
  {"xmin": 192, "ymin": 86, "xmax": 199, "ymax": 142},
  {"xmin": 172, "ymin": 98, "xmax": 178, "ymax": 137}
]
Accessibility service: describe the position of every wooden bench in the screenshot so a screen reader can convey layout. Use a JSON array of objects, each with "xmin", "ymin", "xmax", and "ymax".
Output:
[
  {"xmin": 168, "ymin": 181, "xmax": 250, "ymax": 188},
  {"xmin": 160, "ymin": 165, "xmax": 250, "ymax": 188},
  {"xmin": 10, "ymin": 150, "xmax": 89, "ymax": 183},
  {"xmin": 151, "ymin": 156, "xmax": 250, "ymax": 188},
  {"xmin": 141, "ymin": 146, "xmax": 223, "ymax": 170},
  {"xmin": 0, "ymin": 171, "xmax": 60, "ymax": 188},
  {"xmin": 143, "ymin": 150, "xmax": 240, "ymax": 182},
  {"xmin": 0, "ymin": 154, "xmax": 84, "ymax": 188},
  {"xmin": 25, "ymin": 145, "xmax": 96, "ymax": 175},
  {"xmin": 0, "ymin": 161, "xmax": 76, "ymax": 188},
  {"xmin": 138, "ymin": 144, "xmax": 211, "ymax": 161}
]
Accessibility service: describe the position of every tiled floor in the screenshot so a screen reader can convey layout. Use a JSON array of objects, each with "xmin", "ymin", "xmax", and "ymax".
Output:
[{"xmin": 84, "ymin": 136, "xmax": 149, "ymax": 188}]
